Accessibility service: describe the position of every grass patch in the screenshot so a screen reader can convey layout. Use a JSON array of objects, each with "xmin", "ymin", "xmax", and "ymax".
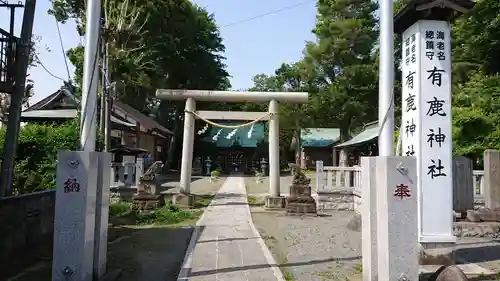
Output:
[
  {"xmin": 109, "ymin": 201, "xmax": 133, "ymax": 217},
  {"xmin": 283, "ymin": 270, "xmax": 296, "ymax": 281},
  {"xmin": 247, "ymin": 195, "xmax": 265, "ymax": 206},
  {"xmin": 280, "ymin": 256, "xmax": 296, "ymax": 281},
  {"xmin": 136, "ymin": 204, "xmax": 201, "ymax": 225},
  {"xmin": 354, "ymin": 263, "xmax": 362, "ymax": 273},
  {"xmin": 193, "ymin": 194, "xmax": 215, "ymax": 208},
  {"xmin": 109, "ymin": 200, "xmax": 202, "ymax": 226}
]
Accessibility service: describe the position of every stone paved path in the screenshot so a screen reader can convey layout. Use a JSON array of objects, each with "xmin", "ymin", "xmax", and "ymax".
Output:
[{"xmin": 178, "ymin": 175, "xmax": 285, "ymax": 281}]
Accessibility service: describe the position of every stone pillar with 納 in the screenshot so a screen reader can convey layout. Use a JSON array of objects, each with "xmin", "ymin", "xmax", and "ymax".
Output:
[
  {"xmin": 395, "ymin": 0, "xmax": 475, "ymax": 265},
  {"xmin": 52, "ymin": 151, "xmax": 98, "ymax": 281}
]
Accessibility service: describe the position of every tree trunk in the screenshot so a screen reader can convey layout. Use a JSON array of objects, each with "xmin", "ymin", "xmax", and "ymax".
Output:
[{"xmin": 166, "ymin": 106, "xmax": 182, "ymax": 170}]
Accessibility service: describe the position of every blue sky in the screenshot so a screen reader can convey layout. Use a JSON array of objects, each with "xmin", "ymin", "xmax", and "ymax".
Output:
[{"xmin": 0, "ymin": 0, "xmax": 316, "ymax": 105}]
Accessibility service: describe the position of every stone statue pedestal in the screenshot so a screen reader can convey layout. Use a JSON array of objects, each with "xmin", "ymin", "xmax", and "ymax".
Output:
[
  {"xmin": 172, "ymin": 192, "xmax": 195, "ymax": 207},
  {"xmin": 132, "ymin": 161, "xmax": 164, "ymax": 213},
  {"xmin": 132, "ymin": 192, "xmax": 162, "ymax": 213},
  {"xmin": 285, "ymin": 172, "xmax": 317, "ymax": 216}
]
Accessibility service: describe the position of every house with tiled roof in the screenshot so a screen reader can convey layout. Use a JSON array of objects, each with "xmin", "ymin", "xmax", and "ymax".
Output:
[{"xmin": 21, "ymin": 86, "xmax": 173, "ymax": 161}]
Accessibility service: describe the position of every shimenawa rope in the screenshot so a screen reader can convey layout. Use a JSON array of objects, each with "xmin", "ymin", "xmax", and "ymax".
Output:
[{"xmin": 186, "ymin": 110, "xmax": 272, "ymax": 129}]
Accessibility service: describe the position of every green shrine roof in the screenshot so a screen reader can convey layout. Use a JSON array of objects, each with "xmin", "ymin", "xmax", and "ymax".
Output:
[
  {"xmin": 300, "ymin": 128, "xmax": 341, "ymax": 147},
  {"xmin": 200, "ymin": 122, "xmax": 266, "ymax": 148},
  {"xmin": 336, "ymin": 121, "xmax": 378, "ymax": 148}
]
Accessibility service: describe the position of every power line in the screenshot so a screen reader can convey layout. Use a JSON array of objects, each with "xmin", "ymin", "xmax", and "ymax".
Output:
[
  {"xmin": 54, "ymin": 16, "xmax": 71, "ymax": 81},
  {"xmin": 220, "ymin": 0, "xmax": 315, "ymax": 28},
  {"xmin": 33, "ymin": 53, "xmax": 66, "ymax": 82}
]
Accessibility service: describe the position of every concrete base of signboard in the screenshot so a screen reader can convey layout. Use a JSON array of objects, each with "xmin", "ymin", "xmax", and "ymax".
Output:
[
  {"xmin": 264, "ymin": 195, "xmax": 285, "ymax": 209},
  {"xmin": 419, "ymin": 242, "xmax": 455, "ymax": 265}
]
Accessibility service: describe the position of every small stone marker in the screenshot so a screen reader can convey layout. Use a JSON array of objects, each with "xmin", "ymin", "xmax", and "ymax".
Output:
[
  {"xmin": 52, "ymin": 151, "xmax": 98, "ymax": 281},
  {"xmin": 452, "ymin": 156, "xmax": 473, "ymax": 216},
  {"xmin": 376, "ymin": 156, "xmax": 418, "ymax": 281},
  {"xmin": 484, "ymin": 149, "xmax": 500, "ymax": 210}
]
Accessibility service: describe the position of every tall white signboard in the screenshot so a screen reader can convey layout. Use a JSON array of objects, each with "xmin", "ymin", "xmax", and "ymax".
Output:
[{"xmin": 401, "ymin": 20, "xmax": 455, "ymax": 242}]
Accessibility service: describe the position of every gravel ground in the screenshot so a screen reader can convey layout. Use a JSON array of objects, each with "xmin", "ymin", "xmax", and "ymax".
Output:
[{"xmin": 251, "ymin": 209, "xmax": 362, "ymax": 281}]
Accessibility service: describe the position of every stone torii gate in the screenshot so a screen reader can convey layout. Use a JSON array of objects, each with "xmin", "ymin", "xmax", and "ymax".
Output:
[{"xmin": 156, "ymin": 89, "xmax": 309, "ymax": 208}]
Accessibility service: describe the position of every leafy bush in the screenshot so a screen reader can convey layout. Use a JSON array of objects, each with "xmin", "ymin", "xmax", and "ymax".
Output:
[
  {"xmin": 136, "ymin": 204, "xmax": 199, "ymax": 225},
  {"xmin": 0, "ymin": 119, "xmax": 102, "ymax": 194},
  {"xmin": 210, "ymin": 170, "xmax": 220, "ymax": 177},
  {"xmin": 109, "ymin": 201, "xmax": 133, "ymax": 217}
]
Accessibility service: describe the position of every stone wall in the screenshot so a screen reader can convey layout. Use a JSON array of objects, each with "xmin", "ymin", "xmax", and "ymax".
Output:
[
  {"xmin": 316, "ymin": 188, "xmax": 356, "ymax": 211},
  {"xmin": 0, "ymin": 190, "xmax": 55, "ymax": 278}
]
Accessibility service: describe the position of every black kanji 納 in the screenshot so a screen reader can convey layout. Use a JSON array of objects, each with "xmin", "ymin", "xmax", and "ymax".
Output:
[{"xmin": 63, "ymin": 178, "xmax": 81, "ymax": 193}]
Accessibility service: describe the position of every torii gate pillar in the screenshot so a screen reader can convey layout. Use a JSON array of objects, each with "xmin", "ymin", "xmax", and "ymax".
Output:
[
  {"xmin": 180, "ymin": 98, "xmax": 196, "ymax": 194},
  {"xmin": 156, "ymin": 89, "xmax": 309, "ymax": 208},
  {"xmin": 268, "ymin": 99, "xmax": 280, "ymax": 197}
]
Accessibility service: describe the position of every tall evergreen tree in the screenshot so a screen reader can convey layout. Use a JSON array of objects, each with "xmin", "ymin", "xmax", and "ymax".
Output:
[{"xmin": 305, "ymin": 0, "xmax": 380, "ymax": 140}]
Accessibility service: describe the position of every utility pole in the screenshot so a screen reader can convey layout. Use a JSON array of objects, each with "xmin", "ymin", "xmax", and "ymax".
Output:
[
  {"xmin": 0, "ymin": 0, "xmax": 24, "ymax": 80},
  {"xmin": 0, "ymin": 0, "xmax": 37, "ymax": 197},
  {"xmin": 103, "ymin": 43, "xmax": 111, "ymax": 152},
  {"xmin": 99, "ymin": 39, "xmax": 106, "ymax": 137},
  {"xmin": 378, "ymin": 0, "xmax": 395, "ymax": 156},
  {"xmin": 80, "ymin": 0, "xmax": 102, "ymax": 151}
]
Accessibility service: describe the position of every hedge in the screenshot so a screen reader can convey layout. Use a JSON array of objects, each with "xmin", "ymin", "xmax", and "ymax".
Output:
[{"xmin": 0, "ymin": 120, "xmax": 81, "ymax": 194}]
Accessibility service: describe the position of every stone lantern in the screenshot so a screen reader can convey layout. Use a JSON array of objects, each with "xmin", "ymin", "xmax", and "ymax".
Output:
[
  {"xmin": 260, "ymin": 158, "xmax": 268, "ymax": 176},
  {"xmin": 204, "ymin": 156, "xmax": 212, "ymax": 175}
]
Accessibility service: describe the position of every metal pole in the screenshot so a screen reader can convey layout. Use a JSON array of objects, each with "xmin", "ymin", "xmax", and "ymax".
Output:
[
  {"xmin": 0, "ymin": 0, "xmax": 37, "ymax": 197},
  {"xmin": 80, "ymin": 0, "xmax": 102, "ymax": 151},
  {"xmin": 378, "ymin": 0, "xmax": 395, "ymax": 156},
  {"xmin": 104, "ymin": 43, "xmax": 111, "ymax": 152}
]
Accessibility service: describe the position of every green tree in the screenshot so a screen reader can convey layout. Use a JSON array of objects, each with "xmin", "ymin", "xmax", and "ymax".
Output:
[
  {"xmin": 50, "ymin": 0, "xmax": 231, "ymax": 168},
  {"xmin": 0, "ymin": 120, "xmax": 81, "ymax": 194},
  {"xmin": 303, "ymin": 0, "xmax": 379, "ymax": 140},
  {"xmin": 452, "ymin": 0, "xmax": 500, "ymax": 83}
]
